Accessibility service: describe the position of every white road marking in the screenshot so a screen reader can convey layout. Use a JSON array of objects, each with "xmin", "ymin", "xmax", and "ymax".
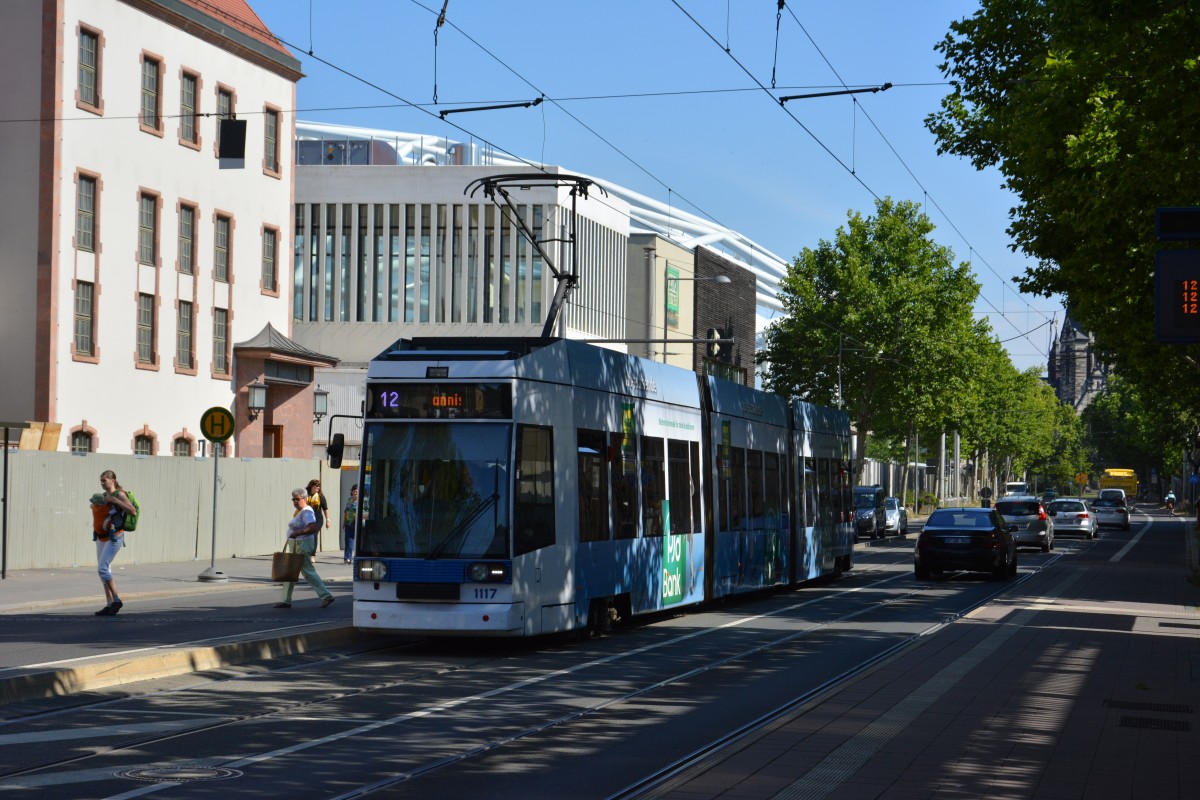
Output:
[
  {"xmin": 1110, "ymin": 520, "xmax": 1153, "ymax": 563},
  {"xmin": 0, "ymin": 717, "xmax": 224, "ymax": 745}
]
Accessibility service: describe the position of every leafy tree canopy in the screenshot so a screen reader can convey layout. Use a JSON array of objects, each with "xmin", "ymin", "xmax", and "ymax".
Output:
[
  {"xmin": 926, "ymin": 0, "xmax": 1200, "ymax": 412},
  {"xmin": 759, "ymin": 198, "xmax": 980, "ymax": 480}
]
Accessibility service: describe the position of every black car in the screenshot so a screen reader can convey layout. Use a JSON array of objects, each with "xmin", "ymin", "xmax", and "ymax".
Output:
[{"xmin": 914, "ymin": 507, "xmax": 1017, "ymax": 581}]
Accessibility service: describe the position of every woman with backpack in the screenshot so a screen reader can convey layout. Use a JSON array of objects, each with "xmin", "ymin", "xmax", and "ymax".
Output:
[{"xmin": 94, "ymin": 470, "xmax": 136, "ymax": 616}]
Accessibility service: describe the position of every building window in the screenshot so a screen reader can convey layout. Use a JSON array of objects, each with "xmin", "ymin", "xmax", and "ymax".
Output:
[
  {"xmin": 177, "ymin": 300, "xmax": 193, "ymax": 368},
  {"xmin": 134, "ymin": 435, "xmax": 153, "ymax": 455},
  {"xmin": 178, "ymin": 204, "xmax": 194, "ymax": 274},
  {"xmin": 262, "ymin": 228, "xmax": 277, "ymax": 292},
  {"xmin": 213, "ymin": 308, "xmax": 228, "ymax": 373},
  {"xmin": 78, "ymin": 28, "xmax": 100, "ymax": 109},
  {"xmin": 173, "ymin": 437, "xmax": 192, "ymax": 456},
  {"xmin": 71, "ymin": 431, "xmax": 93, "ymax": 454},
  {"xmin": 180, "ymin": 72, "xmax": 198, "ymax": 144},
  {"xmin": 140, "ymin": 55, "xmax": 161, "ymax": 131},
  {"xmin": 138, "ymin": 193, "xmax": 157, "ymax": 265},
  {"xmin": 137, "ymin": 293, "xmax": 155, "ymax": 363},
  {"xmin": 215, "ymin": 215, "xmax": 230, "ymax": 282},
  {"xmin": 74, "ymin": 281, "xmax": 94, "ymax": 355},
  {"xmin": 215, "ymin": 88, "xmax": 232, "ymax": 154},
  {"xmin": 76, "ymin": 175, "xmax": 96, "ymax": 251},
  {"xmin": 264, "ymin": 108, "xmax": 279, "ymax": 172}
]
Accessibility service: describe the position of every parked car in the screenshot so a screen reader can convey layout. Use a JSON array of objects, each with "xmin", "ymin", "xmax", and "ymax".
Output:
[
  {"xmin": 884, "ymin": 496, "xmax": 908, "ymax": 537},
  {"xmin": 914, "ymin": 507, "xmax": 1017, "ymax": 580},
  {"xmin": 1046, "ymin": 498, "xmax": 1096, "ymax": 539},
  {"xmin": 1092, "ymin": 497, "xmax": 1131, "ymax": 531},
  {"xmin": 853, "ymin": 485, "xmax": 887, "ymax": 540},
  {"xmin": 994, "ymin": 495, "xmax": 1054, "ymax": 552}
]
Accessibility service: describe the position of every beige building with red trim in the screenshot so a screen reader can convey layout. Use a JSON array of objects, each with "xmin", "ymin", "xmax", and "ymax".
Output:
[{"xmin": 0, "ymin": 0, "xmax": 325, "ymax": 457}]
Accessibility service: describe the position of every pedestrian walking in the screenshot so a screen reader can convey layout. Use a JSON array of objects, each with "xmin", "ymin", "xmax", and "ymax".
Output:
[
  {"xmin": 276, "ymin": 488, "xmax": 335, "ymax": 609},
  {"xmin": 307, "ymin": 478, "xmax": 331, "ymax": 530},
  {"xmin": 94, "ymin": 470, "xmax": 136, "ymax": 616},
  {"xmin": 343, "ymin": 483, "xmax": 358, "ymax": 564}
]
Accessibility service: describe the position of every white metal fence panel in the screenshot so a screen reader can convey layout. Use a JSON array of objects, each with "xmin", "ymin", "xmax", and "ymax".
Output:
[{"xmin": 3, "ymin": 452, "xmax": 337, "ymax": 570}]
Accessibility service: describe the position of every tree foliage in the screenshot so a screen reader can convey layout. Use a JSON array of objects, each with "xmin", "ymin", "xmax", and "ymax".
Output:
[
  {"xmin": 1082, "ymin": 374, "xmax": 1200, "ymax": 489},
  {"xmin": 759, "ymin": 198, "xmax": 980, "ymax": 480},
  {"xmin": 926, "ymin": 0, "xmax": 1200, "ymax": 418}
]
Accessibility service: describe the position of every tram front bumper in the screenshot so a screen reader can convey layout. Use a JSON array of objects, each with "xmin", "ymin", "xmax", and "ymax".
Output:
[{"xmin": 353, "ymin": 600, "xmax": 526, "ymax": 636}]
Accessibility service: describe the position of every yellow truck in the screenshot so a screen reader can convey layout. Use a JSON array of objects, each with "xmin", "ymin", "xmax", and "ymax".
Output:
[{"xmin": 1099, "ymin": 468, "xmax": 1139, "ymax": 504}]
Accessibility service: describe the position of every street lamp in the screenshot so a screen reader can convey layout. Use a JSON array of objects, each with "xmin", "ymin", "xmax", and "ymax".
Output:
[
  {"xmin": 313, "ymin": 386, "xmax": 329, "ymax": 424},
  {"xmin": 246, "ymin": 382, "xmax": 267, "ymax": 421},
  {"xmin": 660, "ymin": 272, "xmax": 731, "ymax": 362}
]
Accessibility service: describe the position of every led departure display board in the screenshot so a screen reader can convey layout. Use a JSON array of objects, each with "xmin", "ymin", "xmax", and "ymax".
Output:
[
  {"xmin": 365, "ymin": 382, "xmax": 512, "ymax": 419},
  {"xmin": 1155, "ymin": 250, "xmax": 1200, "ymax": 343}
]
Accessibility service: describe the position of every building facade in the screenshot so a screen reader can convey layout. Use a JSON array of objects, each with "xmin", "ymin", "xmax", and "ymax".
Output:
[
  {"xmin": 627, "ymin": 234, "xmax": 757, "ymax": 386},
  {"xmin": 1046, "ymin": 313, "xmax": 1109, "ymax": 413},
  {"xmin": 0, "ymin": 0, "xmax": 309, "ymax": 456},
  {"xmin": 289, "ymin": 123, "xmax": 767, "ymax": 458}
]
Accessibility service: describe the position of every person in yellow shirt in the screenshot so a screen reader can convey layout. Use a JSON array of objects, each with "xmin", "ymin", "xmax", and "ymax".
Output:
[{"xmin": 307, "ymin": 478, "xmax": 331, "ymax": 529}]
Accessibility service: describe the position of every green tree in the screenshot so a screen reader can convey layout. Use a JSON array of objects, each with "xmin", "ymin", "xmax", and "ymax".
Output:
[
  {"xmin": 926, "ymin": 0, "xmax": 1200, "ymax": 410},
  {"xmin": 1082, "ymin": 374, "xmax": 1200, "ymax": 492},
  {"xmin": 759, "ymin": 198, "xmax": 979, "ymax": 482}
]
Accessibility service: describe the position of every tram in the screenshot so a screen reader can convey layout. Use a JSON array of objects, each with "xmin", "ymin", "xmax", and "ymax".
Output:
[{"xmin": 337, "ymin": 337, "xmax": 853, "ymax": 637}]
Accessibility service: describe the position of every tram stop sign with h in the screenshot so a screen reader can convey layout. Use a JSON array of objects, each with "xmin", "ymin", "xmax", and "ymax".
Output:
[{"xmin": 200, "ymin": 406, "xmax": 235, "ymax": 443}]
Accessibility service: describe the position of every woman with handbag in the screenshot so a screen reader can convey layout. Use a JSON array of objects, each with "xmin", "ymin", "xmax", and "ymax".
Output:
[{"xmin": 275, "ymin": 489, "xmax": 335, "ymax": 609}]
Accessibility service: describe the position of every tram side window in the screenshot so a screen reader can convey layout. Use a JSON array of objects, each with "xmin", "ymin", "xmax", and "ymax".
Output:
[
  {"xmin": 641, "ymin": 436, "xmax": 665, "ymax": 537},
  {"xmin": 514, "ymin": 425, "xmax": 555, "ymax": 555},
  {"xmin": 840, "ymin": 460, "xmax": 853, "ymax": 524},
  {"xmin": 690, "ymin": 441, "xmax": 702, "ymax": 531},
  {"xmin": 730, "ymin": 447, "xmax": 746, "ymax": 531},
  {"xmin": 610, "ymin": 432, "xmax": 640, "ymax": 539},
  {"xmin": 817, "ymin": 457, "xmax": 833, "ymax": 530},
  {"xmin": 667, "ymin": 439, "xmax": 691, "ymax": 534},
  {"xmin": 747, "ymin": 450, "xmax": 764, "ymax": 530},
  {"xmin": 802, "ymin": 457, "xmax": 816, "ymax": 531},
  {"xmin": 577, "ymin": 429, "xmax": 609, "ymax": 543},
  {"xmin": 764, "ymin": 452, "xmax": 782, "ymax": 528}
]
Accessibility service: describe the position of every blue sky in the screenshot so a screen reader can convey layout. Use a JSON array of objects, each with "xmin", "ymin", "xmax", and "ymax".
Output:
[{"xmin": 250, "ymin": 0, "xmax": 1063, "ymax": 372}]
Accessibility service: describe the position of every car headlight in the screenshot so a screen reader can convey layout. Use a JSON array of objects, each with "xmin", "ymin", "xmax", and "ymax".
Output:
[
  {"xmin": 467, "ymin": 562, "xmax": 510, "ymax": 583},
  {"xmin": 356, "ymin": 559, "xmax": 387, "ymax": 581}
]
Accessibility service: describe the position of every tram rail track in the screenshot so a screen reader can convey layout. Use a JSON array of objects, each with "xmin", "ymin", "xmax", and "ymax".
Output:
[
  {"xmin": 607, "ymin": 543, "xmax": 1082, "ymax": 800},
  {"xmin": 0, "ymin": 545, "xmax": 1082, "ymax": 798}
]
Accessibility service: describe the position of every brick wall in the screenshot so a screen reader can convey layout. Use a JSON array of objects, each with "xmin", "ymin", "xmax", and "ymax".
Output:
[{"xmin": 693, "ymin": 248, "xmax": 757, "ymax": 386}]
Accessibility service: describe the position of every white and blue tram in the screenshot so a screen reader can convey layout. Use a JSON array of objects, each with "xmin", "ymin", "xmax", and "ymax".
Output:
[{"xmin": 345, "ymin": 337, "xmax": 853, "ymax": 637}]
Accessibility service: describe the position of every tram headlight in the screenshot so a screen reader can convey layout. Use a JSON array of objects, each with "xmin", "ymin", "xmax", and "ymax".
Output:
[
  {"xmin": 356, "ymin": 559, "xmax": 388, "ymax": 581},
  {"xmin": 467, "ymin": 562, "xmax": 510, "ymax": 583}
]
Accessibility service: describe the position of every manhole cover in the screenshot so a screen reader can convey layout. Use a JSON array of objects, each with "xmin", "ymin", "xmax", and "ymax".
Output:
[{"xmin": 116, "ymin": 766, "xmax": 242, "ymax": 783}]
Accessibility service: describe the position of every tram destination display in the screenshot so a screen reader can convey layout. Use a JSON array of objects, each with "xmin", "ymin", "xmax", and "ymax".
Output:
[{"xmin": 365, "ymin": 382, "xmax": 513, "ymax": 419}]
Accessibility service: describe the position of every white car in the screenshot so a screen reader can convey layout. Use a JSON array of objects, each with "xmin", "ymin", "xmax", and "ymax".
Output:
[
  {"xmin": 1047, "ymin": 499, "xmax": 1096, "ymax": 539},
  {"xmin": 884, "ymin": 497, "xmax": 908, "ymax": 537}
]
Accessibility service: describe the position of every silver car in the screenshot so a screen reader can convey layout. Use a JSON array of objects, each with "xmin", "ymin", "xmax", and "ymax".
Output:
[
  {"xmin": 884, "ymin": 497, "xmax": 908, "ymax": 537},
  {"xmin": 994, "ymin": 495, "xmax": 1054, "ymax": 552},
  {"xmin": 1046, "ymin": 498, "xmax": 1096, "ymax": 539}
]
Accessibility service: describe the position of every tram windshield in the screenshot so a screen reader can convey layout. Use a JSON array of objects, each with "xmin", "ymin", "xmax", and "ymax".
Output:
[{"xmin": 358, "ymin": 422, "xmax": 511, "ymax": 559}]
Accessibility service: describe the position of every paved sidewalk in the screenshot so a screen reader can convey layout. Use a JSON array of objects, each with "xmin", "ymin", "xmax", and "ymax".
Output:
[
  {"xmin": 0, "ymin": 550, "xmax": 367, "ymax": 706},
  {"xmin": 648, "ymin": 513, "xmax": 1200, "ymax": 800},
  {"xmin": 0, "ymin": 550, "xmax": 352, "ymax": 614}
]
